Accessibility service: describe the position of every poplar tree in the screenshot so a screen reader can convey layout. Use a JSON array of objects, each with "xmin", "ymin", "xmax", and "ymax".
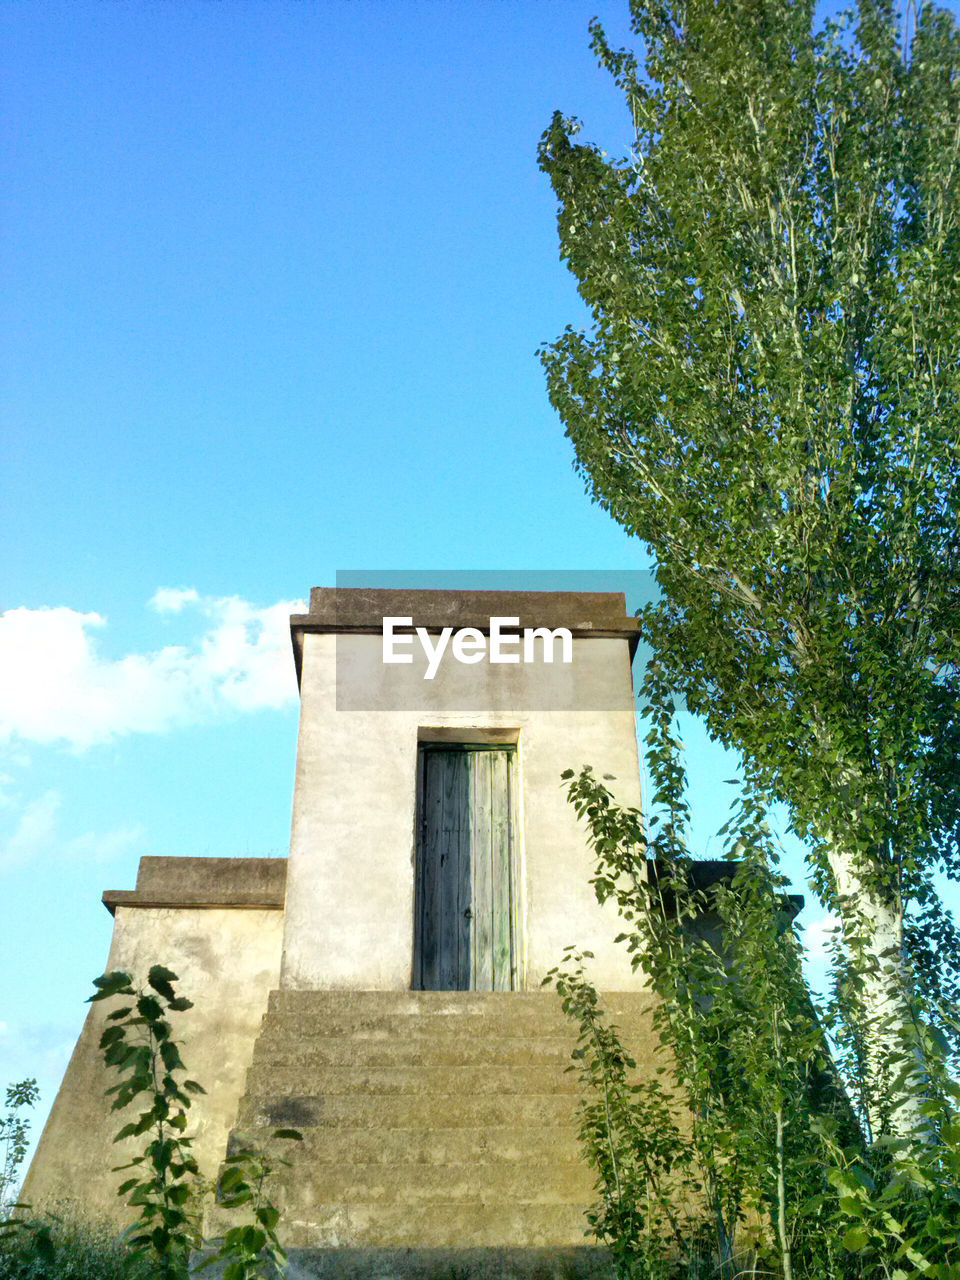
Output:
[{"xmin": 539, "ymin": 0, "xmax": 960, "ymax": 1137}]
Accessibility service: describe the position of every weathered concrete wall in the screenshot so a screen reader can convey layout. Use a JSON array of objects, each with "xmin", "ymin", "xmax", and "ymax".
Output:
[
  {"xmin": 282, "ymin": 592, "xmax": 646, "ymax": 993},
  {"xmin": 21, "ymin": 858, "xmax": 284, "ymax": 1224}
]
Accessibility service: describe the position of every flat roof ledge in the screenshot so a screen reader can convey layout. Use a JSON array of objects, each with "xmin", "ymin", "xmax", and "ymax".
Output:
[
  {"xmin": 290, "ymin": 587, "xmax": 642, "ymax": 683},
  {"xmin": 102, "ymin": 856, "xmax": 286, "ymax": 916}
]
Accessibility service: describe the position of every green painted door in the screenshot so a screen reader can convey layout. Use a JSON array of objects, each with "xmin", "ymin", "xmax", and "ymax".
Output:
[{"xmin": 414, "ymin": 746, "xmax": 518, "ymax": 991}]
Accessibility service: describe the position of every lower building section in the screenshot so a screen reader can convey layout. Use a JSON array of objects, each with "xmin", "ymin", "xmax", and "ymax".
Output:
[
  {"xmin": 20, "ymin": 857, "xmax": 286, "ymax": 1222},
  {"xmin": 211, "ymin": 988, "xmax": 657, "ymax": 1249},
  {"xmin": 21, "ymin": 855, "xmax": 660, "ymax": 1259}
]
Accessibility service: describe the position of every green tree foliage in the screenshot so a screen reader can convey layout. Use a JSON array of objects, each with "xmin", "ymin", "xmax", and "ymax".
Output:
[
  {"xmin": 91, "ymin": 966, "xmax": 300, "ymax": 1280},
  {"xmin": 0, "ymin": 1081, "xmax": 38, "ymax": 1217},
  {"xmin": 548, "ymin": 681, "xmax": 960, "ymax": 1276},
  {"xmin": 539, "ymin": 0, "xmax": 960, "ymax": 1139},
  {"xmin": 549, "ymin": 705, "xmax": 850, "ymax": 1277},
  {"xmin": 89, "ymin": 967, "xmax": 206, "ymax": 1280},
  {"xmin": 196, "ymin": 1130, "xmax": 302, "ymax": 1280},
  {"xmin": 0, "ymin": 1216, "xmax": 156, "ymax": 1280}
]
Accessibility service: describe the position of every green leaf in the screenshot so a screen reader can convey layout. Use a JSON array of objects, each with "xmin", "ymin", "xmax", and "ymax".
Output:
[
  {"xmin": 148, "ymin": 964, "xmax": 179, "ymax": 985},
  {"xmin": 136, "ymin": 994, "xmax": 164, "ymax": 1022},
  {"xmin": 218, "ymin": 1167, "xmax": 245, "ymax": 1192},
  {"xmin": 242, "ymin": 1226, "xmax": 267, "ymax": 1252},
  {"xmin": 842, "ymin": 1225, "xmax": 871, "ymax": 1251},
  {"xmin": 92, "ymin": 970, "xmax": 133, "ymax": 990},
  {"xmin": 88, "ymin": 972, "xmax": 134, "ymax": 1002},
  {"xmin": 160, "ymin": 1040, "xmax": 184, "ymax": 1072}
]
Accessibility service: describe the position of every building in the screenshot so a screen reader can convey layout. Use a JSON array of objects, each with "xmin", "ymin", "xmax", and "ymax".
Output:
[{"xmin": 23, "ymin": 587, "xmax": 661, "ymax": 1277}]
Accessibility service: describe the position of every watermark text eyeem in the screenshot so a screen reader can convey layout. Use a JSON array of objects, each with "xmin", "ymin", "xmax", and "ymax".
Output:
[{"xmin": 382, "ymin": 616, "xmax": 573, "ymax": 681}]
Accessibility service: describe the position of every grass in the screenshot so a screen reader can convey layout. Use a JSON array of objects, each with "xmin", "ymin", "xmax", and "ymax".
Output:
[{"xmin": 0, "ymin": 1215, "xmax": 154, "ymax": 1280}]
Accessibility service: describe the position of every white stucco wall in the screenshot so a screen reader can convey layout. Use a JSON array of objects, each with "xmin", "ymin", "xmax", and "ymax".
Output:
[{"xmin": 281, "ymin": 631, "xmax": 645, "ymax": 992}]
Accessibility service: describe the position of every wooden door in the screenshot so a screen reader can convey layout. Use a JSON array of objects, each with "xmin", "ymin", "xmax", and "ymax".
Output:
[{"xmin": 414, "ymin": 746, "xmax": 518, "ymax": 991}]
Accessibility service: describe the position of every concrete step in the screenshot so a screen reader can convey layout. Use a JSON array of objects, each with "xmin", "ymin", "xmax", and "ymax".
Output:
[
  {"xmin": 263, "ymin": 990, "xmax": 654, "ymax": 1037},
  {"xmin": 275, "ymin": 1162, "xmax": 594, "ymax": 1207},
  {"xmin": 242, "ymin": 1063, "xmax": 580, "ymax": 1097},
  {"xmin": 237, "ymin": 1090, "xmax": 579, "ymax": 1132},
  {"xmin": 251, "ymin": 1035, "xmax": 577, "ymax": 1068},
  {"xmin": 260, "ymin": 1202, "xmax": 596, "ymax": 1249},
  {"xmin": 267, "ymin": 990, "xmax": 579, "ymax": 1016},
  {"xmin": 266, "ymin": 988, "xmax": 654, "ymax": 1012},
  {"xmin": 263, "ymin": 1003, "xmax": 576, "ymax": 1034},
  {"xmin": 216, "ymin": 989, "xmax": 660, "ymax": 1249},
  {"xmin": 229, "ymin": 1125, "xmax": 583, "ymax": 1167},
  {"xmin": 198, "ymin": 1244, "xmax": 616, "ymax": 1280},
  {"xmin": 257, "ymin": 1018, "xmax": 576, "ymax": 1046}
]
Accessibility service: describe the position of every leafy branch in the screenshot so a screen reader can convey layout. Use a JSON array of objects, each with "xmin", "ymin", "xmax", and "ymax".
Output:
[{"xmin": 90, "ymin": 965, "xmax": 206, "ymax": 1280}]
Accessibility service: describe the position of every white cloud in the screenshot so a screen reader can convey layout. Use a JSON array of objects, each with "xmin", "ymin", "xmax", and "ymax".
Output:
[
  {"xmin": 0, "ymin": 593, "xmax": 306, "ymax": 749},
  {"xmin": 0, "ymin": 790, "xmax": 143, "ymax": 872},
  {"xmin": 801, "ymin": 911, "xmax": 840, "ymax": 971},
  {"xmin": 1, "ymin": 790, "xmax": 59, "ymax": 867},
  {"xmin": 149, "ymin": 587, "xmax": 200, "ymax": 614}
]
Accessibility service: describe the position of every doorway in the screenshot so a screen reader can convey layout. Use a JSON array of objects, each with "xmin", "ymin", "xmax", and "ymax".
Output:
[{"xmin": 414, "ymin": 744, "xmax": 519, "ymax": 990}]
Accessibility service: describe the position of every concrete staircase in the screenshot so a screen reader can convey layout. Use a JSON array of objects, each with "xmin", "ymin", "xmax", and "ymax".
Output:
[{"xmin": 217, "ymin": 988, "xmax": 657, "ymax": 1251}]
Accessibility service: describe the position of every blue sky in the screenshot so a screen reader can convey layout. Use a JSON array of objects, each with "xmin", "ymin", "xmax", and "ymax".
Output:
[{"xmin": 2, "ymin": 0, "xmax": 953, "ymax": 1177}]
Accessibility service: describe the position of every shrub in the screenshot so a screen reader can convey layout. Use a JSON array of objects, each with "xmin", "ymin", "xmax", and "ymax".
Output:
[{"xmin": 0, "ymin": 1215, "xmax": 153, "ymax": 1280}]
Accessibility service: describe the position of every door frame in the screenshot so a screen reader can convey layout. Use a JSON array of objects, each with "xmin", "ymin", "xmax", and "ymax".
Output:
[{"xmin": 412, "ymin": 741, "xmax": 522, "ymax": 991}]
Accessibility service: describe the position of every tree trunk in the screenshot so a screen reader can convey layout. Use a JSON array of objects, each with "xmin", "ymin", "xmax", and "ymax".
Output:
[
  {"xmin": 772, "ymin": 1007, "xmax": 793, "ymax": 1280},
  {"xmin": 825, "ymin": 847, "xmax": 926, "ymax": 1142},
  {"xmin": 775, "ymin": 1101, "xmax": 793, "ymax": 1280}
]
